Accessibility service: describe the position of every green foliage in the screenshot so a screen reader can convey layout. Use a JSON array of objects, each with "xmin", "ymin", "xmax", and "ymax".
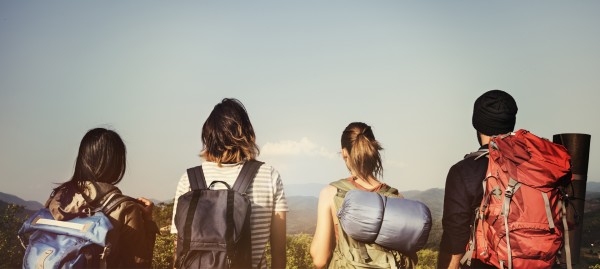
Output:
[
  {"xmin": 153, "ymin": 202, "xmax": 174, "ymax": 230},
  {"xmin": 284, "ymin": 233, "xmax": 314, "ymax": 269},
  {"xmin": 0, "ymin": 204, "xmax": 27, "ymax": 268},
  {"xmin": 416, "ymin": 249, "xmax": 438, "ymax": 269},
  {"xmin": 151, "ymin": 202, "xmax": 176, "ymax": 269},
  {"xmin": 582, "ymin": 199, "xmax": 600, "ymax": 246},
  {"xmin": 152, "ymin": 233, "xmax": 175, "ymax": 269},
  {"xmin": 424, "ymin": 219, "xmax": 442, "ymax": 250},
  {"xmin": 265, "ymin": 233, "xmax": 440, "ymax": 268},
  {"xmin": 266, "ymin": 234, "xmax": 314, "ymax": 269}
]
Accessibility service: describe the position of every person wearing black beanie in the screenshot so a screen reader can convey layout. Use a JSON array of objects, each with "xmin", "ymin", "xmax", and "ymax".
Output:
[
  {"xmin": 472, "ymin": 89, "xmax": 518, "ymax": 136},
  {"xmin": 437, "ymin": 90, "xmax": 518, "ymax": 269}
]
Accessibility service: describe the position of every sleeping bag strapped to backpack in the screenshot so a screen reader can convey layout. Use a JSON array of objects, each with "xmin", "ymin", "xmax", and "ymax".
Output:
[
  {"xmin": 461, "ymin": 129, "xmax": 572, "ymax": 269},
  {"xmin": 338, "ymin": 189, "xmax": 432, "ymax": 253},
  {"xmin": 329, "ymin": 179, "xmax": 429, "ymax": 269},
  {"xmin": 174, "ymin": 160, "xmax": 263, "ymax": 269}
]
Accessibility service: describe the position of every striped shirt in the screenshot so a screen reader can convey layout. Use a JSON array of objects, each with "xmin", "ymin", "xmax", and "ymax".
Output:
[{"xmin": 170, "ymin": 161, "xmax": 288, "ymax": 269}]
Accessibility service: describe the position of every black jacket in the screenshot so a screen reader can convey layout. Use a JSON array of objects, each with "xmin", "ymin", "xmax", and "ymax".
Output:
[{"xmin": 439, "ymin": 145, "xmax": 494, "ymax": 268}]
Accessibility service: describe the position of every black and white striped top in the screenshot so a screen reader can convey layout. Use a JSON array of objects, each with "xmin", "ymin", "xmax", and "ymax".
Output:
[{"xmin": 170, "ymin": 161, "xmax": 289, "ymax": 268}]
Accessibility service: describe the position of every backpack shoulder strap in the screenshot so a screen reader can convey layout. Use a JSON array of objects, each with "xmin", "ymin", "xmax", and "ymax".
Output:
[
  {"xmin": 187, "ymin": 166, "xmax": 207, "ymax": 191},
  {"xmin": 330, "ymin": 179, "xmax": 356, "ymax": 199},
  {"xmin": 378, "ymin": 185, "xmax": 403, "ymax": 198},
  {"xmin": 232, "ymin": 160, "xmax": 264, "ymax": 193},
  {"xmin": 98, "ymin": 192, "xmax": 139, "ymax": 215},
  {"xmin": 464, "ymin": 148, "xmax": 489, "ymax": 160}
]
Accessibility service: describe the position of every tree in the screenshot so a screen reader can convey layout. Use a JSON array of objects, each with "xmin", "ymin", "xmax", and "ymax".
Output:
[
  {"xmin": 151, "ymin": 202, "xmax": 176, "ymax": 269},
  {"xmin": 152, "ymin": 233, "xmax": 175, "ymax": 269},
  {"xmin": 0, "ymin": 204, "xmax": 27, "ymax": 268},
  {"xmin": 266, "ymin": 234, "xmax": 314, "ymax": 269}
]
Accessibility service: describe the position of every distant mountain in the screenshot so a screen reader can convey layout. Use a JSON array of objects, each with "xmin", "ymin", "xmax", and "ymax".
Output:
[
  {"xmin": 402, "ymin": 188, "xmax": 444, "ymax": 220},
  {"xmin": 287, "ymin": 196, "xmax": 319, "ymax": 234},
  {"xmin": 586, "ymin": 181, "xmax": 600, "ymax": 192},
  {"xmin": 0, "ymin": 192, "xmax": 44, "ymax": 211}
]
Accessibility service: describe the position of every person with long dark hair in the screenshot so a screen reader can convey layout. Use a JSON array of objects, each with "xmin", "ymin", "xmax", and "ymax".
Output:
[{"xmin": 45, "ymin": 127, "xmax": 157, "ymax": 268}]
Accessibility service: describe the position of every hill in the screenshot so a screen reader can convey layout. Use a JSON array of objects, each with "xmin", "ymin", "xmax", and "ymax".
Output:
[
  {"xmin": 0, "ymin": 200, "xmax": 37, "ymax": 220},
  {"xmin": 587, "ymin": 181, "xmax": 600, "ymax": 192},
  {"xmin": 0, "ymin": 192, "xmax": 44, "ymax": 211},
  {"xmin": 402, "ymin": 188, "xmax": 444, "ymax": 220},
  {"xmin": 287, "ymin": 196, "xmax": 319, "ymax": 234}
]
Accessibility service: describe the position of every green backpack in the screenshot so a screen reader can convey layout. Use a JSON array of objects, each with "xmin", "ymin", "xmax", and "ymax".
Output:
[{"xmin": 329, "ymin": 179, "xmax": 418, "ymax": 269}]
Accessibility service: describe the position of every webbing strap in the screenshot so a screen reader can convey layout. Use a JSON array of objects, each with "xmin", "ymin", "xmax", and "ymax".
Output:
[
  {"xmin": 225, "ymin": 189, "xmax": 235, "ymax": 261},
  {"xmin": 460, "ymin": 241, "xmax": 474, "ymax": 266},
  {"xmin": 464, "ymin": 148, "xmax": 489, "ymax": 160},
  {"xmin": 460, "ymin": 208, "xmax": 480, "ymax": 266},
  {"xmin": 232, "ymin": 160, "xmax": 264, "ymax": 194},
  {"xmin": 358, "ymin": 242, "xmax": 370, "ymax": 262},
  {"xmin": 330, "ymin": 179, "xmax": 373, "ymax": 263},
  {"xmin": 330, "ymin": 179, "xmax": 355, "ymax": 198},
  {"xmin": 181, "ymin": 191, "xmax": 201, "ymax": 261},
  {"xmin": 501, "ymin": 178, "xmax": 519, "ymax": 269},
  {"xmin": 100, "ymin": 193, "xmax": 137, "ymax": 215},
  {"xmin": 502, "ymin": 214, "xmax": 512, "ymax": 269},
  {"xmin": 187, "ymin": 166, "xmax": 208, "ymax": 191},
  {"xmin": 462, "ymin": 176, "xmax": 490, "ymax": 266},
  {"xmin": 542, "ymin": 192, "xmax": 555, "ymax": 231},
  {"xmin": 561, "ymin": 200, "xmax": 573, "ymax": 269}
]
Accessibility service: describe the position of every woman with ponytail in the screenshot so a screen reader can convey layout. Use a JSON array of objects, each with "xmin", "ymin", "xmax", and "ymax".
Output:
[{"xmin": 310, "ymin": 122, "xmax": 416, "ymax": 269}]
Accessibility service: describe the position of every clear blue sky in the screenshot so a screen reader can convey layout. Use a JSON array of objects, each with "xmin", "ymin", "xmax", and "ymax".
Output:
[{"xmin": 1, "ymin": 1, "xmax": 599, "ymax": 203}]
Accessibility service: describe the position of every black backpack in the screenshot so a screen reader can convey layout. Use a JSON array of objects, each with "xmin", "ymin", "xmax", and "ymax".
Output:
[{"xmin": 174, "ymin": 160, "xmax": 263, "ymax": 269}]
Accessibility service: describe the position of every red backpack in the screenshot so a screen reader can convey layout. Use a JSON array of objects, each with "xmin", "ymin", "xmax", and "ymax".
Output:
[{"xmin": 461, "ymin": 129, "xmax": 572, "ymax": 269}]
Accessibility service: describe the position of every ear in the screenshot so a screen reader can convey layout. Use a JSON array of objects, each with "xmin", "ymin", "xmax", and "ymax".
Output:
[{"xmin": 341, "ymin": 148, "xmax": 349, "ymax": 158}]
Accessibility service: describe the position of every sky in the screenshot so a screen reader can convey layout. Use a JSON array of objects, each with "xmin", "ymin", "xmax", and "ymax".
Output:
[{"xmin": 1, "ymin": 1, "xmax": 599, "ymax": 203}]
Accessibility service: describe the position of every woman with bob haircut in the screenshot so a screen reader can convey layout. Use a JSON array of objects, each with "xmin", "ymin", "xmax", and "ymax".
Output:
[
  {"xmin": 170, "ymin": 98, "xmax": 288, "ymax": 269},
  {"xmin": 310, "ymin": 122, "xmax": 417, "ymax": 269},
  {"xmin": 45, "ymin": 127, "xmax": 158, "ymax": 268}
]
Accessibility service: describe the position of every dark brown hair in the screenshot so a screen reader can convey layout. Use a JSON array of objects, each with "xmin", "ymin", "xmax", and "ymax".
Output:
[
  {"xmin": 200, "ymin": 98, "xmax": 259, "ymax": 164},
  {"xmin": 56, "ymin": 127, "xmax": 127, "ymax": 193}
]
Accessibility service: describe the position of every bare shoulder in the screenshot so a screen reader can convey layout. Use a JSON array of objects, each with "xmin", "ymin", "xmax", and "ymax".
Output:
[{"xmin": 318, "ymin": 185, "xmax": 337, "ymax": 202}]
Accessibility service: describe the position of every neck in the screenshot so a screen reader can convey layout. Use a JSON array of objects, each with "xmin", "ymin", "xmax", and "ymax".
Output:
[
  {"xmin": 479, "ymin": 134, "xmax": 491, "ymax": 146},
  {"xmin": 352, "ymin": 176, "xmax": 380, "ymax": 188}
]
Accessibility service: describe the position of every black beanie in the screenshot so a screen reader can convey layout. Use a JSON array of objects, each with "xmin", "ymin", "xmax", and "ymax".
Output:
[{"xmin": 472, "ymin": 89, "xmax": 518, "ymax": 136}]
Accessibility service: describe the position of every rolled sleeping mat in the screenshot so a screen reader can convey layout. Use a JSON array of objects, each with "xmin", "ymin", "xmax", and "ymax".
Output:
[{"xmin": 337, "ymin": 190, "xmax": 432, "ymax": 253}]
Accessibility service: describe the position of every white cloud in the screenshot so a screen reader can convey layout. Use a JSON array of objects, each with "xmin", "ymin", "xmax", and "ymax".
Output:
[{"xmin": 261, "ymin": 137, "xmax": 337, "ymax": 160}]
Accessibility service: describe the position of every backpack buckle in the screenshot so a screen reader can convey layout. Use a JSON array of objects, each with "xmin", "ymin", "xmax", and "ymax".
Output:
[
  {"xmin": 100, "ymin": 245, "xmax": 111, "ymax": 260},
  {"xmin": 505, "ymin": 178, "xmax": 519, "ymax": 198},
  {"xmin": 504, "ymin": 187, "xmax": 514, "ymax": 198},
  {"xmin": 82, "ymin": 207, "xmax": 92, "ymax": 217}
]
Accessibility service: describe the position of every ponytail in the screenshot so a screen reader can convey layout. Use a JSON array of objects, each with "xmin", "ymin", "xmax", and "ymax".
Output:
[{"xmin": 341, "ymin": 122, "xmax": 383, "ymax": 180}]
